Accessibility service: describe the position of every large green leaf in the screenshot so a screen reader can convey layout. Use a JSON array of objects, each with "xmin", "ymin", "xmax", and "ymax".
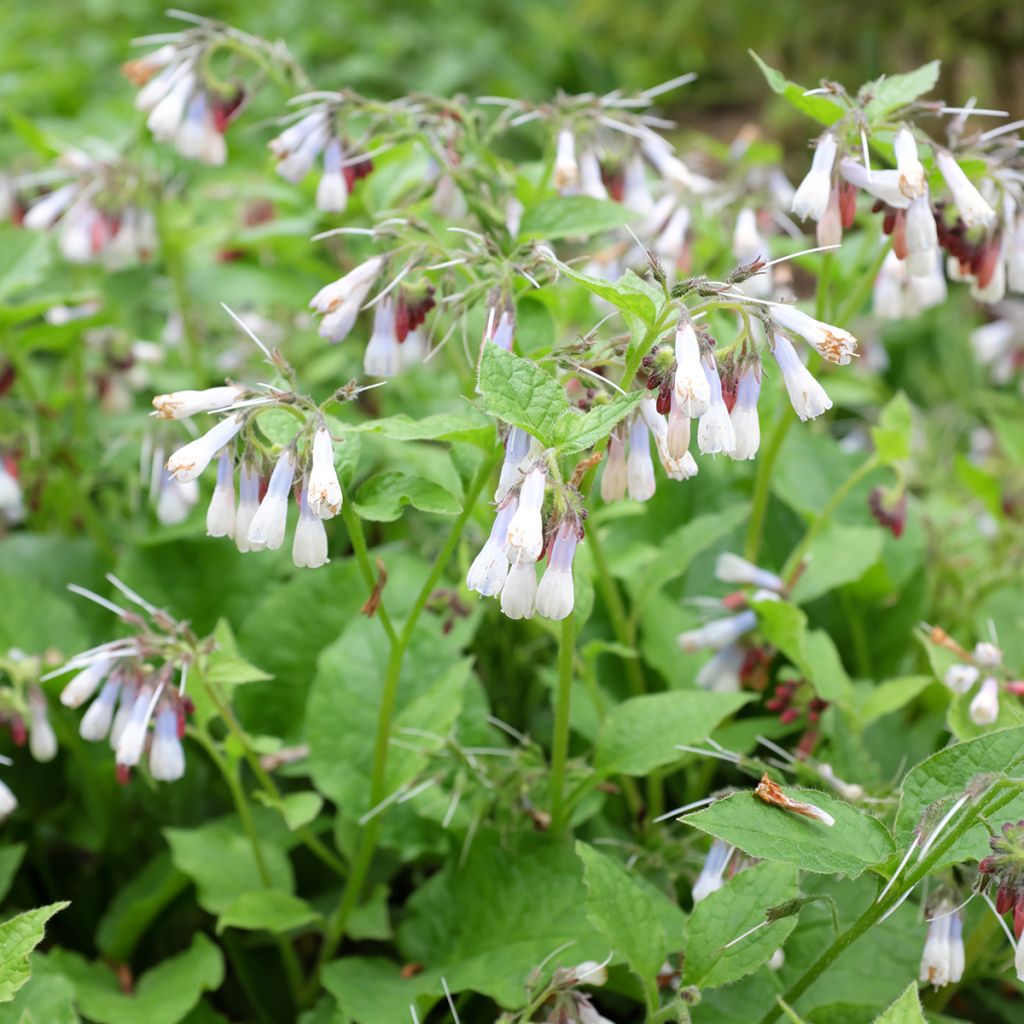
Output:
[
  {"xmin": 0, "ymin": 573, "xmax": 86, "ymax": 656},
  {"xmin": 396, "ymin": 831, "xmax": 607, "ymax": 1007},
  {"xmin": 684, "ymin": 862, "xmax": 799, "ymax": 989},
  {"xmin": 50, "ymin": 934, "xmax": 223, "ymax": 1024},
  {"xmin": 216, "ymin": 891, "xmax": 321, "ymax": 935},
  {"xmin": 0, "ymin": 846, "xmax": 25, "ymax": 904},
  {"xmin": 541, "ymin": 253, "xmax": 661, "ymax": 326},
  {"xmin": 790, "ymin": 525, "xmax": 885, "ymax": 604},
  {"xmin": 352, "ymin": 472, "xmax": 462, "ymax": 521},
  {"xmin": 321, "ymin": 958, "xmax": 440, "ymax": 1024},
  {"xmin": 872, "ymin": 982, "xmax": 927, "ymax": 1023},
  {"xmin": 0, "ymin": 954, "xmax": 78, "ymax": 1024},
  {"xmin": 553, "ymin": 390, "xmax": 646, "ymax": 454},
  {"xmin": 0, "ymin": 903, "xmax": 69, "ymax": 1004},
  {"xmin": 164, "ymin": 818, "xmax": 294, "ymax": 915},
  {"xmin": 476, "ymin": 342, "xmax": 569, "ymax": 446},
  {"xmin": 594, "ymin": 690, "xmax": 753, "ymax": 776},
  {"xmin": 683, "ymin": 786, "xmax": 893, "ymax": 877},
  {"xmin": 307, "ymin": 617, "xmax": 470, "ymax": 815},
  {"xmin": 341, "ymin": 411, "xmax": 493, "ymax": 447},
  {"xmin": 861, "ymin": 63, "xmax": 940, "ymax": 123},
  {"xmin": 577, "ymin": 842, "xmax": 667, "ymax": 991}
]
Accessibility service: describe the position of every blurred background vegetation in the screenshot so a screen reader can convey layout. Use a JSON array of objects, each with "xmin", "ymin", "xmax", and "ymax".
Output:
[{"xmin": 3, "ymin": 0, "xmax": 1023, "ymax": 155}]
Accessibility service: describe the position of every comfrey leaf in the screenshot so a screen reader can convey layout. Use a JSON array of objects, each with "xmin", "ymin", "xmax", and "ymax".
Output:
[
  {"xmin": 552, "ymin": 390, "xmax": 647, "ymax": 454},
  {"xmin": 477, "ymin": 342, "xmax": 569, "ymax": 446},
  {"xmin": 0, "ymin": 902, "xmax": 69, "ymax": 1003},
  {"xmin": 748, "ymin": 51, "xmax": 845, "ymax": 126},
  {"xmin": 860, "ymin": 61, "xmax": 941, "ymax": 123}
]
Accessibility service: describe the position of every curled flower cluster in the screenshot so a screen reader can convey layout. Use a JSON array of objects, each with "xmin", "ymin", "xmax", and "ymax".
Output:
[
  {"xmin": 48, "ymin": 576, "xmax": 195, "ymax": 783},
  {"xmin": 269, "ymin": 98, "xmax": 374, "ymax": 212},
  {"xmin": 19, "ymin": 151, "xmax": 156, "ymax": 267},
  {"xmin": 158, "ymin": 380, "xmax": 347, "ymax": 570}
]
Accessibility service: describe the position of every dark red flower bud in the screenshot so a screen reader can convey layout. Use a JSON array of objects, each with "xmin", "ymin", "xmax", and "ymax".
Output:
[
  {"xmin": 997, "ymin": 884, "xmax": 1014, "ymax": 915},
  {"xmin": 839, "ymin": 181, "xmax": 858, "ymax": 229}
]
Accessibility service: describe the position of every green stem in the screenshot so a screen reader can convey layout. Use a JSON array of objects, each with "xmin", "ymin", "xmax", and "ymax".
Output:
[
  {"xmin": 340, "ymin": 500, "xmax": 398, "ymax": 645},
  {"xmin": 307, "ymin": 452, "xmax": 500, "ymax": 993},
  {"xmin": 815, "ymin": 252, "xmax": 833, "ymax": 321},
  {"xmin": 744, "ymin": 406, "xmax": 794, "ymax": 562},
  {"xmin": 835, "ymin": 240, "xmax": 891, "ymax": 326},
  {"xmin": 758, "ymin": 782, "xmax": 1018, "ymax": 1024},
  {"xmin": 549, "ymin": 614, "xmax": 576, "ymax": 831},
  {"xmin": 155, "ymin": 196, "xmax": 203, "ymax": 381},
  {"xmin": 189, "ymin": 726, "xmax": 305, "ymax": 1006}
]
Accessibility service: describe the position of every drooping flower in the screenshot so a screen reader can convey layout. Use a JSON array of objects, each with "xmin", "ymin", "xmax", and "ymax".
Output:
[
  {"xmin": 310, "ymin": 257, "xmax": 385, "ymax": 343},
  {"xmin": 246, "ymin": 449, "xmax": 296, "ymax": 551},
  {"xmin": 165, "ymin": 416, "xmax": 245, "ymax": 484},
  {"xmin": 792, "ymin": 133, "xmax": 837, "ymax": 221},
  {"xmin": 496, "ymin": 427, "xmax": 532, "ymax": 502},
  {"xmin": 28, "ymin": 689, "xmax": 57, "ymax": 763},
  {"xmin": 729, "ymin": 362, "xmax": 761, "ymax": 461},
  {"xmin": 772, "ymin": 305, "xmax": 857, "ymax": 365},
  {"xmin": 292, "ymin": 484, "xmax": 329, "ymax": 569},
  {"xmin": 149, "ymin": 705, "xmax": 185, "ymax": 782},
  {"xmin": 905, "ymin": 195, "xmax": 939, "ymax": 278},
  {"xmin": 307, "ymin": 423, "xmax": 342, "ymax": 519},
  {"xmin": 554, "ymin": 129, "xmax": 579, "ymax": 192},
  {"xmin": 969, "ymin": 676, "xmax": 1000, "ymax": 725},
  {"xmin": 894, "ymin": 128, "xmax": 927, "ymax": 200},
  {"xmin": 535, "ymin": 522, "xmax": 579, "ymax": 621},
  {"xmin": 234, "ymin": 461, "xmax": 262, "ymax": 553},
  {"xmin": 467, "ymin": 499, "xmax": 518, "ymax": 597},
  {"xmin": 697, "ymin": 357, "xmax": 736, "ymax": 456},
  {"xmin": 364, "ymin": 298, "xmax": 401, "ymax": 377},
  {"xmin": 919, "ymin": 903, "xmax": 965, "ymax": 988},
  {"xmin": 500, "ymin": 559, "xmax": 538, "ymax": 620},
  {"xmin": 60, "ymin": 657, "xmax": 112, "ymax": 708},
  {"xmin": 674, "ymin": 322, "xmax": 710, "ymax": 418},
  {"xmin": 600, "ymin": 429, "xmax": 628, "ymax": 502},
  {"xmin": 152, "ymin": 386, "xmax": 244, "ymax": 420},
  {"xmin": 505, "ymin": 466, "xmax": 546, "ymax": 563},
  {"xmin": 678, "ymin": 610, "xmax": 758, "ymax": 652},
  {"xmin": 943, "ymin": 663, "xmax": 979, "ymax": 694},
  {"xmin": 770, "ymin": 334, "xmax": 832, "ymax": 421},
  {"xmin": 838, "ymin": 158, "xmax": 910, "ymax": 210},
  {"xmin": 935, "ymin": 151, "xmax": 996, "ymax": 229},
  {"xmin": 626, "ymin": 418, "xmax": 656, "ymax": 501},
  {"xmin": 80, "ymin": 676, "xmax": 122, "ymax": 742},
  {"xmin": 205, "ymin": 449, "xmax": 236, "ymax": 539},
  {"xmin": 715, "ymin": 553, "xmax": 784, "ymax": 592},
  {"xmin": 692, "ymin": 840, "xmax": 736, "ymax": 903}
]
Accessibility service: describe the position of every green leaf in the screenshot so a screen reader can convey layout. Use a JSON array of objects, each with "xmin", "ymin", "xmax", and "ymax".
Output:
[
  {"xmin": 594, "ymin": 690, "xmax": 753, "ymax": 776},
  {"xmin": 754, "ymin": 601, "xmax": 853, "ymax": 708},
  {"xmin": 853, "ymin": 676, "xmax": 934, "ymax": 729},
  {"xmin": 893, "ymin": 726, "xmax": 1024, "ymax": 863},
  {"xmin": 164, "ymin": 818, "xmax": 294, "ymax": 915},
  {"xmin": 790, "ymin": 525, "xmax": 885, "ymax": 603},
  {"xmin": 0, "ymin": 954, "xmax": 78, "ymax": 1024},
  {"xmin": 96, "ymin": 853, "xmax": 189, "ymax": 962},
  {"xmin": 307, "ymin": 617, "xmax": 470, "ymax": 815},
  {"xmin": 352, "ymin": 472, "xmax": 461, "ymax": 521},
  {"xmin": 872, "ymin": 982, "xmax": 927, "ymax": 1023},
  {"xmin": 553, "ymin": 390, "xmax": 646, "ymax": 454},
  {"xmin": 0, "ymin": 573, "xmax": 86, "ymax": 656},
  {"xmin": 0, "ymin": 903, "xmax": 69, "ymax": 1004},
  {"xmin": 625, "ymin": 504, "xmax": 750, "ymax": 611},
  {"xmin": 684, "ymin": 786, "xmax": 893, "ymax": 877},
  {"xmin": 217, "ymin": 891, "xmax": 321, "ymax": 935},
  {"xmin": 253, "ymin": 791, "xmax": 325, "ymax": 832},
  {"xmin": 0, "ymin": 845, "xmax": 25, "ymax": 904},
  {"xmin": 321, "ymin": 958, "xmax": 440, "ymax": 1024},
  {"xmin": 203, "ymin": 619, "xmax": 273, "ymax": 689},
  {"xmin": 342, "ymin": 411, "xmax": 493, "ymax": 447},
  {"xmin": 871, "ymin": 392, "xmax": 913, "ymax": 465},
  {"xmin": 50, "ymin": 934, "xmax": 223, "ymax": 1024},
  {"xmin": 541, "ymin": 253, "xmax": 660, "ymax": 326},
  {"xmin": 519, "ymin": 196, "xmax": 633, "ymax": 240},
  {"xmin": 576, "ymin": 842, "xmax": 667, "ymax": 990},
  {"xmin": 396, "ymin": 830, "xmax": 608, "ymax": 1007},
  {"xmin": 683, "ymin": 862, "xmax": 798, "ymax": 988},
  {"xmin": 748, "ymin": 52, "xmax": 846, "ymax": 126},
  {"xmin": 861, "ymin": 62, "xmax": 941, "ymax": 123},
  {"xmin": 0, "ymin": 229, "xmax": 55, "ymax": 303},
  {"xmin": 476, "ymin": 342, "xmax": 569, "ymax": 446}
]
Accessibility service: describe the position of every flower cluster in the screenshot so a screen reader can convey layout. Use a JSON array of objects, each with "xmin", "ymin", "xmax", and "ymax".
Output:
[
  {"xmin": 929, "ymin": 624, "xmax": 1019, "ymax": 727},
  {"xmin": 18, "ymin": 151, "xmax": 156, "ymax": 267},
  {"xmin": 269, "ymin": 97, "xmax": 374, "ymax": 212},
  {"xmin": 48, "ymin": 576, "xmax": 195, "ymax": 783},
  {"xmin": 158, "ymin": 378, "xmax": 346, "ymax": 569},
  {"xmin": 467, "ymin": 445, "xmax": 583, "ymax": 622}
]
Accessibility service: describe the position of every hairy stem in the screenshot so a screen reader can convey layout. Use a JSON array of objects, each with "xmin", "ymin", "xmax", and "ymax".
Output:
[{"xmin": 549, "ymin": 613, "xmax": 576, "ymax": 830}]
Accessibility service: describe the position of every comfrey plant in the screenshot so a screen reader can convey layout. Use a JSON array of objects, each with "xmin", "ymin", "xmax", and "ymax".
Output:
[{"xmin": 7, "ymin": 14, "xmax": 1024, "ymax": 1023}]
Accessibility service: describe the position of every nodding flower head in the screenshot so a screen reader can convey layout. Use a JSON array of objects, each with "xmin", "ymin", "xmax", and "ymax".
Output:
[
  {"xmin": 692, "ymin": 839, "xmax": 736, "ymax": 904},
  {"xmin": 674, "ymin": 322, "xmax": 710, "ymax": 418},
  {"xmin": 363, "ymin": 298, "xmax": 401, "ymax": 378},
  {"xmin": 729, "ymin": 361, "xmax": 761, "ymax": 461},
  {"xmin": 894, "ymin": 128, "xmax": 927, "ymax": 200},
  {"xmin": 152, "ymin": 386, "xmax": 244, "ymax": 420},
  {"xmin": 505, "ymin": 466, "xmax": 547, "ymax": 563},
  {"xmin": 307, "ymin": 423, "xmax": 343, "ymax": 520},
  {"xmin": 246, "ymin": 448, "xmax": 296, "ymax": 552},
  {"xmin": 206, "ymin": 449, "xmax": 236, "ymax": 540},
  {"xmin": 293, "ymin": 483, "xmax": 330, "ymax": 569},
  {"xmin": 500, "ymin": 559, "xmax": 538, "ymax": 620},
  {"xmin": 600, "ymin": 429, "xmax": 628, "ymax": 503},
  {"xmin": 791, "ymin": 133, "xmax": 837, "ymax": 222},
  {"xmin": 969, "ymin": 676, "xmax": 1001, "ymax": 726},
  {"xmin": 772, "ymin": 306, "xmax": 857, "ymax": 366},
  {"xmin": 715, "ymin": 553, "xmax": 784, "ymax": 593},
  {"xmin": 467, "ymin": 499, "xmax": 517, "ymax": 598},
  {"xmin": 165, "ymin": 415, "xmax": 245, "ymax": 484},
  {"xmin": 626, "ymin": 417, "xmax": 656, "ymax": 502},
  {"xmin": 535, "ymin": 521, "xmax": 580, "ymax": 621},
  {"xmin": 919, "ymin": 901, "xmax": 965, "ymax": 989},
  {"xmin": 696, "ymin": 356, "xmax": 736, "ymax": 456},
  {"xmin": 149, "ymin": 705, "xmax": 185, "ymax": 782},
  {"xmin": 770, "ymin": 334, "xmax": 832, "ymax": 422},
  {"xmin": 310, "ymin": 257, "xmax": 384, "ymax": 343}
]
